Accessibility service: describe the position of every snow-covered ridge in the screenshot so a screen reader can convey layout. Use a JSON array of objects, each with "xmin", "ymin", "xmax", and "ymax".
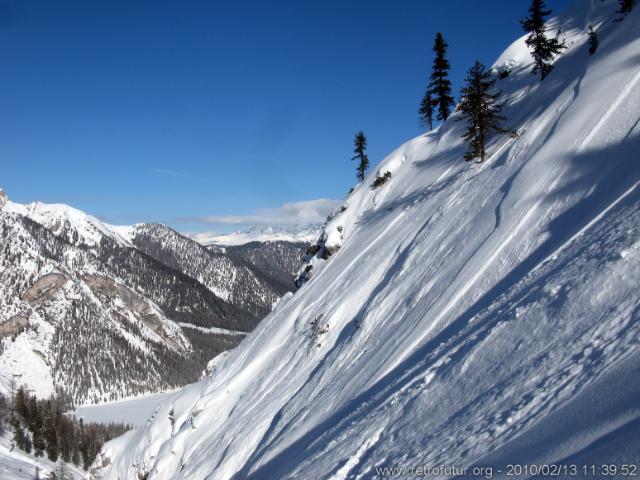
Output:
[
  {"xmin": 96, "ymin": 1, "xmax": 640, "ymax": 478},
  {"xmin": 3, "ymin": 197, "xmax": 133, "ymax": 247},
  {"xmin": 190, "ymin": 224, "xmax": 320, "ymax": 246}
]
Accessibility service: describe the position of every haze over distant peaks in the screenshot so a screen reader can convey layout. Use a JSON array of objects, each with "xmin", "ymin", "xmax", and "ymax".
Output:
[{"xmin": 190, "ymin": 224, "xmax": 321, "ymax": 246}]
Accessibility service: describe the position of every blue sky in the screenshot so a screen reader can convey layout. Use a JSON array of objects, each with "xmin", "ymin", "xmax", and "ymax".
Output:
[{"xmin": 0, "ymin": 0, "xmax": 571, "ymax": 233}]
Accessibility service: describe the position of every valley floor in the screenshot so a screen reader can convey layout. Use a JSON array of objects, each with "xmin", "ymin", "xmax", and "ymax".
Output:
[{"xmin": 72, "ymin": 390, "xmax": 179, "ymax": 428}]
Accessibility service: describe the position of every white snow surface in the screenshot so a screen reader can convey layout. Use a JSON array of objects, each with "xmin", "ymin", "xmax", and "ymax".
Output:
[
  {"xmin": 191, "ymin": 224, "xmax": 320, "ymax": 246},
  {"xmin": 97, "ymin": 2, "xmax": 640, "ymax": 478},
  {"xmin": 72, "ymin": 390, "xmax": 180, "ymax": 428},
  {"xmin": 177, "ymin": 322, "xmax": 247, "ymax": 337},
  {"xmin": 0, "ymin": 434, "xmax": 85, "ymax": 480}
]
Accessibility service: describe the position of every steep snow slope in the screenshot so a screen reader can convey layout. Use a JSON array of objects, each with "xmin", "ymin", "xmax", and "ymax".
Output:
[{"xmin": 96, "ymin": 1, "xmax": 640, "ymax": 478}]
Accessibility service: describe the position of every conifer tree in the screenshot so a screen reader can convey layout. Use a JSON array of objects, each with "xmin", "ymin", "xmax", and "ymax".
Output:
[
  {"xmin": 15, "ymin": 387, "xmax": 28, "ymax": 419},
  {"xmin": 13, "ymin": 423, "xmax": 27, "ymax": 450},
  {"xmin": 44, "ymin": 402, "xmax": 59, "ymax": 462},
  {"xmin": 521, "ymin": 0, "xmax": 565, "ymax": 80},
  {"xmin": 617, "ymin": 0, "xmax": 635, "ymax": 15},
  {"xmin": 351, "ymin": 131, "xmax": 370, "ymax": 182},
  {"xmin": 28, "ymin": 396, "xmax": 38, "ymax": 431},
  {"xmin": 32, "ymin": 407, "xmax": 45, "ymax": 457},
  {"xmin": 418, "ymin": 90, "xmax": 434, "ymax": 131},
  {"xmin": 24, "ymin": 431, "xmax": 33, "ymax": 454},
  {"xmin": 588, "ymin": 25, "xmax": 599, "ymax": 55},
  {"xmin": 429, "ymin": 32, "xmax": 455, "ymax": 122},
  {"xmin": 457, "ymin": 61, "xmax": 507, "ymax": 162},
  {"xmin": 0, "ymin": 393, "xmax": 6, "ymax": 434}
]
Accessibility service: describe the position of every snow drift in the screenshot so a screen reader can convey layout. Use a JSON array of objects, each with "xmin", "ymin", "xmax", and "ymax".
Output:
[{"xmin": 95, "ymin": 1, "xmax": 640, "ymax": 478}]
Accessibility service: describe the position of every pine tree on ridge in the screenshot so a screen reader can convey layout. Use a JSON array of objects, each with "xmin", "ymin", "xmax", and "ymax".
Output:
[
  {"xmin": 521, "ymin": 0, "xmax": 566, "ymax": 80},
  {"xmin": 351, "ymin": 131, "xmax": 370, "ymax": 182},
  {"xmin": 429, "ymin": 32, "xmax": 455, "ymax": 122},
  {"xmin": 457, "ymin": 61, "xmax": 507, "ymax": 163},
  {"xmin": 419, "ymin": 90, "xmax": 434, "ymax": 131}
]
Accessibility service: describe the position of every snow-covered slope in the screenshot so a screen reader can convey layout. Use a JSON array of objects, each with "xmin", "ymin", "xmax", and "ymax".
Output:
[
  {"xmin": 96, "ymin": 1, "xmax": 640, "ymax": 478},
  {"xmin": 192, "ymin": 224, "xmax": 320, "ymax": 246},
  {"xmin": 0, "ymin": 433, "xmax": 85, "ymax": 480}
]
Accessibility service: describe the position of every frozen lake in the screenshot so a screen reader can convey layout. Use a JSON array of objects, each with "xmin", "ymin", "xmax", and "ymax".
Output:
[{"xmin": 71, "ymin": 390, "xmax": 179, "ymax": 427}]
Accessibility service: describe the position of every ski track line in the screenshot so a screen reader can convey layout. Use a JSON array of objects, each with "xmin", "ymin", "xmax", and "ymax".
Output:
[{"xmin": 577, "ymin": 69, "xmax": 640, "ymax": 153}]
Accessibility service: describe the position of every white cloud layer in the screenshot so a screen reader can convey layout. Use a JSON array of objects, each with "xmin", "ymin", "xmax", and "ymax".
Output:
[
  {"xmin": 197, "ymin": 198, "xmax": 341, "ymax": 225},
  {"xmin": 152, "ymin": 169, "xmax": 191, "ymax": 178}
]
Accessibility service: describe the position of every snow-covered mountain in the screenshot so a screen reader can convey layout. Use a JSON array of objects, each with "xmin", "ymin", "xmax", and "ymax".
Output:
[
  {"xmin": 191, "ymin": 224, "xmax": 320, "ymax": 246},
  {"xmin": 0, "ymin": 432, "xmax": 86, "ymax": 480},
  {"xmin": 0, "ymin": 198, "xmax": 308, "ymax": 404},
  {"xmin": 125, "ymin": 223, "xmax": 299, "ymax": 317},
  {"xmin": 223, "ymin": 240, "xmax": 315, "ymax": 296},
  {"xmin": 95, "ymin": 1, "xmax": 640, "ymax": 478}
]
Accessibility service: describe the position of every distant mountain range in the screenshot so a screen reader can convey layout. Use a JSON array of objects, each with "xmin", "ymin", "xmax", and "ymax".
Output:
[
  {"xmin": 189, "ymin": 224, "xmax": 320, "ymax": 246},
  {"xmin": 0, "ymin": 190, "xmax": 310, "ymax": 403}
]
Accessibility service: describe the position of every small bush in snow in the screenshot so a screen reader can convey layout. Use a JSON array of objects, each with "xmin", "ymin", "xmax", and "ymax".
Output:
[
  {"xmin": 295, "ymin": 265, "xmax": 313, "ymax": 289},
  {"xmin": 321, "ymin": 245, "xmax": 340, "ymax": 259},
  {"xmin": 306, "ymin": 244, "xmax": 320, "ymax": 256},
  {"xmin": 309, "ymin": 314, "xmax": 329, "ymax": 349},
  {"xmin": 337, "ymin": 226, "xmax": 343, "ymax": 233},
  {"xmin": 588, "ymin": 25, "xmax": 599, "ymax": 55},
  {"xmin": 372, "ymin": 171, "xmax": 392, "ymax": 188}
]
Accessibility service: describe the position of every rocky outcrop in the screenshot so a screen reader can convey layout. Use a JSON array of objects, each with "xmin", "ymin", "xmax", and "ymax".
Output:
[
  {"xmin": 21, "ymin": 273, "xmax": 69, "ymax": 306},
  {"xmin": 0, "ymin": 315, "xmax": 28, "ymax": 337},
  {"xmin": 83, "ymin": 274, "xmax": 188, "ymax": 352}
]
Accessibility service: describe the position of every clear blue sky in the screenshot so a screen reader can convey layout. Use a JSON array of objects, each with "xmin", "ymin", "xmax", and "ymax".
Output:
[{"xmin": 0, "ymin": 0, "xmax": 571, "ymax": 232}]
